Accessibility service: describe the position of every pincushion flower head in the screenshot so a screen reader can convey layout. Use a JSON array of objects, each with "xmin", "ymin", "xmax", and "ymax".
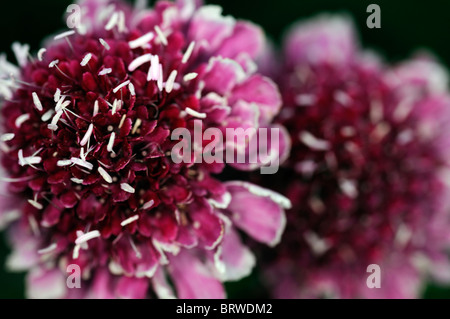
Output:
[
  {"xmin": 0, "ymin": 0, "xmax": 291, "ymax": 298},
  {"xmin": 262, "ymin": 16, "xmax": 450, "ymax": 298}
]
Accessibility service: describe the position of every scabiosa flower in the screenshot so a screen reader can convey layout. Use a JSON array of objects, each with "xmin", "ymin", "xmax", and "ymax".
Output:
[
  {"xmin": 0, "ymin": 0, "xmax": 291, "ymax": 298},
  {"xmin": 262, "ymin": 15, "xmax": 450, "ymax": 298}
]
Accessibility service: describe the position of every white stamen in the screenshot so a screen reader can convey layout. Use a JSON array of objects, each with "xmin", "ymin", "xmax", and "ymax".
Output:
[
  {"xmin": 304, "ymin": 231, "xmax": 331, "ymax": 256},
  {"xmin": 41, "ymin": 109, "xmax": 54, "ymax": 122},
  {"xmin": 71, "ymin": 157, "xmax": 93, "ymax": 170},
  {"xmin": 18, "ymin": 150, "xmax": 42, "ymax": 167},
  {"xmin": 295, "ymin": 94, "xmax": 316, "ymax": 106},
  {"xmin": 37, "ymin": 48, "xmax": 46, "ymax": 62},
  {"xmin": 15, "ymin": 114, "xmax": 30, "ymax": 128},
  {"xmin": 129, "ymin": 32, "xmax": 154, "ymax": 49},
  {"xmin": 183, "ymin": 72, "xmax": 198, "ymax": 82},
  {"xmin": 120, "ymin": 215, "xmax": 139, "ymax": 227},
  {"xmin": 118, "ymin": 11, "xmax": 127, "ymax": 33},
  {"xmin": 395, "ymin": 224, "xmax": 412, "ymax": 247},
  {"xmin": 113, "ymin": 80, "xmax": 131, "ymax": 93},
  {"xmin": 154, "ymin": 26, "xmax": 168, "ymax": 46},
  {"xmin": 75, "ymin": 230, "xmax": 101, "ymax": 245},
  {"xmin": 185, "ymin": 107, "xmax": 206, "ymax": 119},
  {"xmin": 38, "ymin": 243, "xmax": 57, "ymax": 254},
  {"xmin": 339, "ymin": 179, "xmax": 358, "ymax": 198},
  {"xmin": 48, "ymin": 59, "xmax": 59, "ymax": 68},
  {"xmin": 129, "ymin": 54, "xmax": 152, "ymax": 72},
  {"xmin": 128, "ymin": 83, "xmax": 135, "ymax": 96},
  {"xmin": 54, "ymin": 30, "xmax": 76, "ymax": 40},
  {"xmin": 147, "ymin": 55, "xmax": 160, "ymax": 81},
  {"xmin": 370, "ymin": 100, "xmax": 384, "ymax": 123},
  {"xmin": 80, "ymin": 123, "xmax": 94, "ymax": 146},
  {"xmin": 129, "ymin": 237, "xmax": 142, "ymax": 259},
  {"xmin": 334, "ymin": 91, "xmax": 352, "ymax": 106},
  {"xmin": 80, "ymin": 53, "xmax": 92, "ymax": 66},
  {"xmin": 142, "ymin": 199, "xmax": 155, "ymax": 210},
  {"xmin": 93, "ymin": 100, "xmax": 99, "ymax": 117},
  {"xmin": 79, "ymin": 147, "xmax": 86, "ymax": 161},
  {"xmin": 57, "ymin": 159, "xmax": 73, "ymax": 167},
  {"xmin": 107, "ymin": 132, "xmax": 115, "ymax": 152},
  {"xmin": 27, "ymin": 199, "xmax": 43, "ymax": 210},
  {"xmin": 119, "ymin": 115, "xmax": 127, "ymax": 129},
  {"xmin": 98, "ymin": 166, "xmax": 113, "ymax": 183},
  {"xmin": 28, "ymin": 215, "xmax": 40, "ymax": 236},
  {"xmin": 299, "ymin": 131, "xmax": 330, "ymax": 151},
  {"xmin": 54, "ymin": 88, "xmax": 61, "ymax": 103},
  {"xmin": 55, "ymin": 97, "xmax": 69, "ymax": 112},
  {"xmin": 121, "ymin": 183, "xmax": 135, "ymax": 193},
  {"xmin": 32, "ymin": 92, "xmax": 43, "ymax": 111},
  {"xmin": 72, "ymin": 245, "xmax": 81, "ymax": 259},
  {"xmin": 157, "ymin": 64, "xmax": 163, "ymax": 91},
  {"xmin": 48, "ymin": 110, "xmax": 63, "ymax": 131},
  {"xmin": 182, "ymin": 41, "xmax": 195, "ymax": 64},
  {"xmin": 131, "ymin": 118, "xmax": 142, "ymax": 134},
  {"xmin": 60, "ymin": 100, "xmax": 71, "ymax": 110},
  {"xmin": 1, "ymin": 133, "xmax": 14, "ymax": 142},
  {"xmin": 111, "ymin": 100, "xmax": 118, "ymax": 115},
  {"xmin": 71, "ymin": 178, "xmax": 84, "ymax": 184},
  {"xmin": 105, "ymin": 12, "xmax": 119, "ymax": 31},
  {"xmin": 99, "ymin": 38, "xmax": 111, "ymax": 50},
  {"xmin": 98, "ymin": 68, "xmax": 112, "ymax": 76},
  {"xmin": 165, "ymin": 70, "xmax": 177, "ymax": 93}
]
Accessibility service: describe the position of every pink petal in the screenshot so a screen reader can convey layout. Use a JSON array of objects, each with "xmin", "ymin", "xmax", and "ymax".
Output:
[
  {"xmin": 188, "ymin": 5, "xmax": 235, "ymax": 54},
  {"xmin": 285, "ymin": 15, "xmax": 357, "ymax": 67},
  {"xmin": 88, "ymin": 269, "xmax": 116, "ymax": 299},
  {"xmin": 225, "ymin": 181, "xmax": 290, "ymax": 246},
  {"xmin": 116, "ymin": 276, "xmax": 149, "ymax": 299},
  {"xmin": 189, "ymin": 198, "xmax": 224, "ymax": 250},
  {"xmin": 6, "ymin": 224, "xmax": 40, "ymax": 271},
  {"xmin": 26, "ymin": 267, "xmax": 67, "ymax": 299},
  {"xmin": 230, "ymin": 75, "xmax": 282, "ymax": 124},
  {"xmin": 169, "ymin": 251, "xmax": 225, "ymax": 298},
  {"xmin": 152, "ymin": 267, "xmax": 176, "ymax": 299},
  {"xmin": 217, "ymin": 21, "xmax": 264, "ymax": 61},
  {"xmin": 215, "ymin": 227, "xmax": 256, "ymax": 281},
  {"xmin": 229, "ymin": 124, "xmax": 291, "ymax": 174},
  {"xmin": 201, "ymin": 57, "xmax": 246, "ymax": 96}
]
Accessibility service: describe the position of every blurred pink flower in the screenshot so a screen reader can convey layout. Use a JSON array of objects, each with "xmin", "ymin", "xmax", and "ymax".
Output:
[
  {"xmin": 263, "ymin": 15, "xmax": 450, "ymax": 298},
  {"xmin": 0, "ymin": 0, "xmax": 290, "ymax": 298}
]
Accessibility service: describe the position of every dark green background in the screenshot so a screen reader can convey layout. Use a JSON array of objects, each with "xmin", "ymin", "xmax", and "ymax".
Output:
[{"xmin": 1, "ymin": 0, "xmax": 450, "ymax": 298}]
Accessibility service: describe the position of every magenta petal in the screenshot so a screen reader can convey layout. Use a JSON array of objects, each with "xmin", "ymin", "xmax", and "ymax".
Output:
[
  {"xmin": 41, "ymin": 201, "xmax": 63, "ymax": 227},
  {"xmin": 217, "ymin": 21, "xmax": 264, "ymax": 61},
  {"xmin": 116, "ymin": 276, "xmax": 149, "ymax": 299},
  {"xmin": 6, "ymin": 224, "xmax": 39, "ymax": 271},
  {"xmin": 285, "ymin": 15, "xmax": 357, "ymax": 66},
  {"xmin": 176, "ymin": 225, "xmax": 198, "ymax": 248},
  {"xmin": 230, "ymin": 124, "xmax": 291, "ymax": 173},
  {"xmin": 152, "ymin": 267, "xmax": 176, "ymax": 299},
  {"xmin": 189, "ymin": 199, "xmax": 224, "ymax": 250},
  {"xmin": 169, "ymin": 251, "xmax": 225, "ymax": 298},
  {"xmin": 0, "ymin": 193, "xmax": 20, "ymax": 230},
  {"xmin": 26, "ymin": 267, "xmax": 66, "ymax": 299},
  {"xmin": 216, "ymin": 227, "xmax": 256, "ymax": 281},
  {"xmin": 188, "ymin": 5, "xmax": 235, "ymax": 53},
  {"xmin": 88, "ymin": 269, "xmax": 116, "ymax": 299},
  {"xmin": 202, "ymin": 57, "xmax": 245, "ymax": 96},
  {"xmin": 390, "ymin": 57, "xmax": 448, "ymax": 94},
  {"xmin": 225, "ymin": 181, "xmax": 290, "ymax": 246},
  {"xmin": 230, "ymin": 75, "xmax": 282, "ymax": 124}
]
